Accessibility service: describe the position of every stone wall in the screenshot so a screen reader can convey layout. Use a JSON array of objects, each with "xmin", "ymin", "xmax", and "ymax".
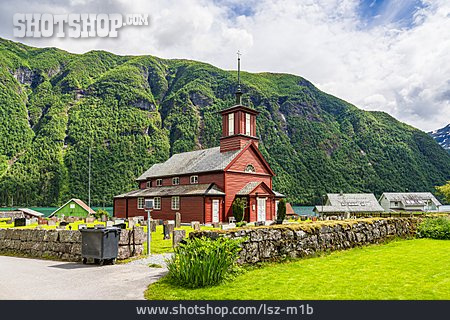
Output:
[
  {"xmin": 0, "ymin": 227, "xmax": 146, "ymax": 262},
  {"xmin": 190, "ymin": 218, "xmax": 421, "ymax": 264}
]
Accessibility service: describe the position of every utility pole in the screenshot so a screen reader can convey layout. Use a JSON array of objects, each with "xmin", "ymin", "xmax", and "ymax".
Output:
[{"xmin": 88, "ymin": 147, "xmax": 91, "ymax": 210}]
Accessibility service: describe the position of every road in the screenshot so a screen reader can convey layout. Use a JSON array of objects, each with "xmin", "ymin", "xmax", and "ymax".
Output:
[{"xmin": 0, "ymin": 255, "xmax": 167, "ymax": 300}]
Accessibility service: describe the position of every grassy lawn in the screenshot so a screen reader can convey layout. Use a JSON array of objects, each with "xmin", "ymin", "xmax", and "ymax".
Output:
[
  {"xmin": 142, "ymin": 225, "xmax": 215, "ymax": 254},
  {"xmin": 145, "ymin": 239, "xmax": 450, "ymax": 300}
]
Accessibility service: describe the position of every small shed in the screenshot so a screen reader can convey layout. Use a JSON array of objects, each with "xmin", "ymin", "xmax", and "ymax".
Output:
[
  {"xmin": 285, "ymin": 203, "xmax": 296, "ymax": 218},
  {"xmin": 49, "ymin": 199, "xmax": 95, "ymax": 218},
  {"xmin": 0, "ymin": 208, "xmax": 43, "ymax": 219}
]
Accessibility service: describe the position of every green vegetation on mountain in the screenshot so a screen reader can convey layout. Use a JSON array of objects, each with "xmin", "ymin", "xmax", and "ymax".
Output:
[{"xmin": 0, "ymin": 37, "xmax": 449, "ymax": 206}]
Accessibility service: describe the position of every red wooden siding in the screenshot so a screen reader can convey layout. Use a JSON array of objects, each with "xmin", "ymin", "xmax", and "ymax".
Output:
[
  {"xmin": 114, "ymin": 198, "xmax": 127, "ymax": 218},
  {"xmin": 224, "ymin": 172, "xmax": 272, "ymax": 220},
  {"xmin": 227, "ymin": 147, "xmax": 272, "ymax": 180},
  {"xmin": 140, "ymin": 172, "xmax": 224, "ymax": 190}
]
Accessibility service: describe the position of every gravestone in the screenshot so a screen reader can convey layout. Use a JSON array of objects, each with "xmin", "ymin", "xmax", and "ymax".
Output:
[
  {"xmin": 172, "ymin": 229, "xmax": 186, "ymax": 248},
  {"xmin": 85, "ymin": 217, "xmax": 95, "ymax": 223},
  {"xmin": 150, "ymin": 220, "xmax": 157, "ymax": 232},
  {"xmin": 14, "ymin": 218, "xmax": 26, "ymax": 227},
  {"xmin": 163, "ymin": 221, "xmax": 175, "ymax": 240},
  {"xmin": 191, "ymin": 221, "xmax": 200, "ymax": 231},
  {"xmin": 175, "ymin": 212, "xmax": 181, "ymax": 228},
  {"xmin": 47, "ymin": 220, "xmax": 56, "ymax": 226}
]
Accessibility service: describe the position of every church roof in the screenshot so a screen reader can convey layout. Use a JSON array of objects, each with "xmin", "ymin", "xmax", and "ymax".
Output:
[
  {"xmin": 137, "ymin": 147, "xmax": 241, "ymax": 181},
  {"xmin": 114, "ymin": 183, "xmax": 225, "ymax": 198}
]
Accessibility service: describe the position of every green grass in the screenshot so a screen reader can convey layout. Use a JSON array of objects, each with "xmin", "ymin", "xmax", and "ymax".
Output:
[
  {"xmin": 145, "ymin": 239, "xmax": 450, "ymax": 300},
  {"xmin": 141, "ymin": 225, "xmax": 216, "ymax": 254}
]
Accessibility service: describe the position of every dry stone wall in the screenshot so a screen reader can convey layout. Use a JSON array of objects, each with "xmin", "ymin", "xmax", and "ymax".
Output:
[
  {"xmin": 0, "ymin": 227, "xmax": 146, "ymax": 262},
  {"xmin": 190, "ymin": 218, "xmax": 421, "ymax": 264}
]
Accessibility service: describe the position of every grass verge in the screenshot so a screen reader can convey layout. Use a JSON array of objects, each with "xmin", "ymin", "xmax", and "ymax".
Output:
[{"xmin": 145, "ymin": 239, "xmax": 450, "ymax": 300}]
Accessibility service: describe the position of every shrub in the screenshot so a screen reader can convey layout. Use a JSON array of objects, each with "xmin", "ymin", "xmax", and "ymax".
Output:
[
  {"xmin": 417, "ymin": 217, "xmax": 450, "ymax": 240},
  {"xmin": 276, "ymin": 199, "xmax": 286, "ymax": 224},
  {"xmin": 236, "ymin": 221, "xmax": 247, "ymax": 228},
  {"xmin": 232, "ymin": 198, "xmax": 246, "ymax": 222},
  {"xmin": 93, "ymin": 209, "xmax": 109, "ymax": 220},
  {"xmin": 166, "ymin": 237, "xmax": 242, "ymax": 288}
]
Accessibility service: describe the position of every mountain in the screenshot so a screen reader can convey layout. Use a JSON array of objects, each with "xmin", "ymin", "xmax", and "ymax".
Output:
[
  {"xmin": 0, "ymin": 38, "xmax": 449, "ymax": 207},
  {"xmin": 429, "ymin": 124, "xmax": 450, "ymax": 152}
]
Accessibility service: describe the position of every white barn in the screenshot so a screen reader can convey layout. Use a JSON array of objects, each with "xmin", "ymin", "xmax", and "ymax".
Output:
[{"xmin": 379, "ymin": 193, "xmax": 442, "ymax": 212}]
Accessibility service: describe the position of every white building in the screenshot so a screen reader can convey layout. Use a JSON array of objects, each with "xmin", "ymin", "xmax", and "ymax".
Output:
[
  {"xmin": 379, "ymin": 193, "xmax": 442, "ymax": 212},
  {"xmin": 314, "ymin": 193, "xmax": 385, "ymax": 217}
]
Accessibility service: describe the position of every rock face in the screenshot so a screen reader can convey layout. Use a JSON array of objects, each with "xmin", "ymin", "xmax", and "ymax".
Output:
[
  {"xmin": 190, "ymin": 218, "xmax": 421, "ymax": 264},
  {"xmin": 0, "ymin": 227, "xmax": 146, "ymax": 262},
  {"xmin": 429, "ymin": 124, "xmax": 450, "ymax": 151}
]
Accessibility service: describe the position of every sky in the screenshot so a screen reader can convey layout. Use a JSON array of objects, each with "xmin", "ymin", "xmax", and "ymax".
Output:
[{"xmin": 0, "ymin": 0, "xmax": 449, "ymax": 132}]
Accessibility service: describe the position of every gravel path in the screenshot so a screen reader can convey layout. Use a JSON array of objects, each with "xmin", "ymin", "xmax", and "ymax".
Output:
[
  {"xmin": 0, "ymin": 255, "xmax": 167, "ymax": 300},
  {"xmin": 127, "ymin": 253, "xmax": 173, "ymax": 268}
]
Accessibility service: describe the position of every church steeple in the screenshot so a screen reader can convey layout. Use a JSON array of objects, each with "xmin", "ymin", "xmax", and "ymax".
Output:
[
  {"xmin": 235, "ymin": 50, "xmax": 243, "ymax": 105},
  {"xmin": 219, "ymin": 52, "xmax": 259, "ymax": 153}
]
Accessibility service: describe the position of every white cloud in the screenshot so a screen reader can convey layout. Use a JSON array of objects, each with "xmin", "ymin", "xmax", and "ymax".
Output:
[{"xmin": 0, "ymin": 0, "xmax": 449, "ymax": 131}]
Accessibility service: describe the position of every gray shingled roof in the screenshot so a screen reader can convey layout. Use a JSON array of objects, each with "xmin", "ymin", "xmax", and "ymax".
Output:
[
  {"xmin": 114, "ymin": 183, "xmax": 225, "ymax": 198},
  {"xmin": 381, "ymin": 192, "xmax": 441, "ymax": 206},
  {"xmin": 137, "ymin": 147, "xmax": 241, "ymax": 181},
  {"xmin": 315, "ymin": 193, "xmax": 384, "ymax": 214},
  {"xmin": 236, "ymin": 181, "xmax": 285, "ymax": 197},
  {"xmin": 236, "ymin": 182, "xmax": 261, "ymax": 195},
  {"xmin": 18, "ymin": 208, "xmax": 43, "ymax": 217}
]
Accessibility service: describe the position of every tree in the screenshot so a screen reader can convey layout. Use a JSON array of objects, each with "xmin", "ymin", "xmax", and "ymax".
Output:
[
  {"xmin": 277, "ymin": 199, "xmax": 286, "ymax": 224},
  {"xmin": 232, "ymin": 198, "xmax": 246, "ymax": 222},
  {"xmin": 436, "ymin": 181, "xmax": 450, "ymax": 203}
]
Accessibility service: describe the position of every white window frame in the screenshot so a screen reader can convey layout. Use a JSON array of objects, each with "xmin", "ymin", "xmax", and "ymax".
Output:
[
  {"xmin": 156, "ymin": 179, "xmax": 162, "ymax": 186},
  {"xmin": 245, "ymin": 164, "xmax": 256, "ymax": 173},
  {"xmin": 172, "ymin": 177, "xmax": 180, "ymax": 185},
  {"xmin": 228, "ymin": 113, "xmax": 234, "ymax": 135},
  {"xmin": 153, "ymin": 197, "xmax": 161, "ymax": 210},
  {"xmin": 245, "ymin": 113, "xmax": 251, "ymax": 135},
  {"xmin": 190, "ymin": 175, "xmax": 198, "ymax": 184},
  {"xmin": 146, "ymin": 180, "xmax": 151, "ymax": 188},
  {"xmin": 171, "ymin": 196, "xmax": 180, "ymax": 210},
  {"xmin": 138, "ymin": 197, "xmax": 144, "ymax": 209}
]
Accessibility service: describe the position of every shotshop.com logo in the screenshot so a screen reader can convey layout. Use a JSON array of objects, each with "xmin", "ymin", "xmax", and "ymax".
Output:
[{"xmin": 13, "ymin": 13, "xmax": 149, "ymax": 38}]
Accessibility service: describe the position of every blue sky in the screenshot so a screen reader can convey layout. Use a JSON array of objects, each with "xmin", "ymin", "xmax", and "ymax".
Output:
[
  {"xmin": 358, "ymin": 0, "xmax": 426, "ymax": 27},
  {"xmin": 0, "ymin": 0, "xmax": 448, "ymax": 131}
]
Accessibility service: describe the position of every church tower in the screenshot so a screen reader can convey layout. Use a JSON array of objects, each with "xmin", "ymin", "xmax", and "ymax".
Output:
[{"xmin": 220, "ymin": 52, "xmax": 259, "ymax": 153}]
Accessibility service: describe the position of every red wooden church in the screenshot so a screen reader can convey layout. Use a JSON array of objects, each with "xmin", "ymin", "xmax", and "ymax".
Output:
[{"xmin": 114, "ymin": 62, "xmax": 285, "ymax": 223}]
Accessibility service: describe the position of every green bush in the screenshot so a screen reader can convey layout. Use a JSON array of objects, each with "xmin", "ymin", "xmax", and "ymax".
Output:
[
  {"xmin": 236, "ymin": 221, "xmax": 247, "ymax": 228},
  {"xmin": 276, "ymin": 199, "xmax": 286, "ymax": 224},
  {"xmin": 166, "ymin": 237, "xmax": 242, "ymax": 288},
  {"xmin": 93, "ymin": 209, "xmax": 109, "ymax": 220},
  {"xmin": 232, "ymin": 198, "xmax": 246, "ymax": 222},
  {"xmin": 417, "ymin": 217, "xmax": 450, "ymax": 240}
]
